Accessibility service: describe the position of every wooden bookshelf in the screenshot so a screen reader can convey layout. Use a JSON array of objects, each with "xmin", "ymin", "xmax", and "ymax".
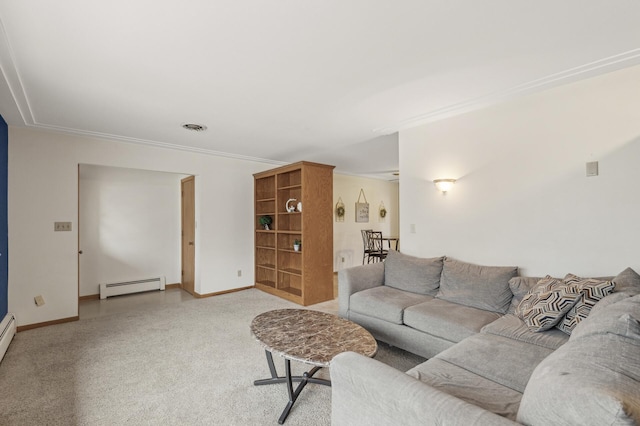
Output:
[{"xmin": 253, "ymin": 161, "xmax": 334, "ymax": 305}]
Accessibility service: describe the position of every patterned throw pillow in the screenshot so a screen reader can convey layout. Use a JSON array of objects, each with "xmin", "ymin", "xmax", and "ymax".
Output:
[
  {"xmin": 555, "ymin": 274, "xmax": 616, "ymax": 334},
  {"xmin": 515, "ymin": 276, "xmax": 583, "ymax": 332}
]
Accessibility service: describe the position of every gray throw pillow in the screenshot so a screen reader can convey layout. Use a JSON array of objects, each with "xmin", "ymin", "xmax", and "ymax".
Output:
[
  {"xmin": 436, "ymin": 258, "xmax": 518, "ymax": 313},
  {"xmin": 612, "ymin": 267, "xmax": 640, "ymax": 296},
  {"xmin": 384, "ymin": 250, "xmax": 444, "ymax": 296}
]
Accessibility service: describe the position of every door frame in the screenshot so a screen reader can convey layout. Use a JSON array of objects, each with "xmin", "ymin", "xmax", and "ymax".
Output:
[
  {"xmin": 77, "ymin": 165, "xmax": 196, "ymax": 311},
  {"xmin": 181, "ymin": 175, "xmax": 196, "ymax": 295}
]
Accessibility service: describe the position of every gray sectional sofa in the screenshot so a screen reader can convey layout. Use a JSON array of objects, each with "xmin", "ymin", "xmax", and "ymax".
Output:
[{"xmin": 332, "ymin": 250, "xmax": 640, "ymax": 425}]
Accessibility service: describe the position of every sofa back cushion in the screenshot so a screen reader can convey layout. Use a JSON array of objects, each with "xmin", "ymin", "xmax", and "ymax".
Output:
[
  {"xmin": 517, "ymin": 294, "xmax": 640, "ymax": 425},
  {"xmin": 384, "ymin": 250, "xmax": 444, "ymax": 296},
  {"xmin": 507, "ymin": 276, "xmax": 545, "ymax": 314},
  {"xmin": 588, "ymin": 291, "xmax": 631, "ymax": 317},
  {"xmin": 436, "ymin": 258, "xmax": 518, "ymax": 314},
  {"xmin": 570, "ymin": 294, "xmax": 640, "ymax": 342},
  {"xmin": 612, "ymin": 267, "xmax": 640, "ymax": 296}
]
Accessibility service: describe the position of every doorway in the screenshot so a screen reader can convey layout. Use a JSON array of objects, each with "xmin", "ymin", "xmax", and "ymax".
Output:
[
  {"xmin": 77, "ymin": 165, "xmax": 191, "ymax": 310},
  {"xmin": 181, "ymin": 176, "xmax": 195, "ymax": 295}
]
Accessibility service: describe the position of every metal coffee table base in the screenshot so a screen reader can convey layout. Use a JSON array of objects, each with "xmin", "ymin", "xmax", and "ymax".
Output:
[{"xmin": 254, "ymin": 350, "xmax": 331, "ymax": 424}]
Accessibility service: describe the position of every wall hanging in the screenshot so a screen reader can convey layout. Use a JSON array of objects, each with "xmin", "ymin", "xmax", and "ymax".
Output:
[
  {"xmin": 379, "ymin": 201, "xmax": 387, "ymax": 222},
  {"xmin": 355, "ymin": 189, "xmax": 369, "ymax": 223},
  {"xmin": 335, "ymin": 197, "xmax": 345, "ymax": 222}
]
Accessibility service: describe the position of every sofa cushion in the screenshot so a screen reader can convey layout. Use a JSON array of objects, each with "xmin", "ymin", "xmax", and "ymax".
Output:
[
  {"xmin": 481, "ymin": 314, "xmax": 568, "ymax": 350},
  {"xmin": 407, "ymin": 358, "xmax": 522, "ymax": 421},
  {"xmin": 404, "ymin": 298, "xmax": 501, "ymax": 343},
  {"xmin": 507, "ymin": 276, "xmax": 546, "ymax": 315},
  {"xmin": 436, "ymin": 258, "xmax": 518, "ymax": 314},
  {"xmin": 349, "ymin": 286, "xmax": 432, "ymax": 325},
  {"xmin": 570, "ymin": 294, "xmax": 640, "ymax": 342},
  {"xmin": 612, "ymin": 267, "xmax": 640, "ymax": 296},
  {"xmin": 589, "ymin": 291, "xmax": 632, "ymax": 317},
  {"xmin": 434, "ymin": 333, "xmax": 554, "ymax": 393},
  {"xmin": 575, "ymin": 312, "xmax": 640, "ymax": 344},
  {"xmin": 384, "ymin": 250, "xmax": 443, "ymax": 296},
  {"xmin": 515, "ymin": 276, "xmax": 582, "ymax": 332},
  {"xmin": 518, "ymin": 297, "xmax": 640, "ymax": 425},
  {"xmin": 555, "ymin": 274, "xmax": 615, "ymax": 334},
  {"xmin": 330, "ymin": 352, "xmax": 517, "ymax": 426}
]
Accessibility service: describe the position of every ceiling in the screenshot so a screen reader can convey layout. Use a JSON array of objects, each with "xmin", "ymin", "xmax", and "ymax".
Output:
[{"xmin": 1, "ymin": 1, "xmax": 639, "ymax": 180}]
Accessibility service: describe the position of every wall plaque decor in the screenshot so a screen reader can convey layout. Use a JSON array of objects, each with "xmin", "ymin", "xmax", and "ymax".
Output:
[
  {"xmin": 355, "ymin": 189, "xmax": 369, "ymax": 223},
  {"xmin": 379, "ymin": 201, "xmax": 387, "ymax": 222},
  {"xmin": 335, "ymin": 197, "xmax": 345, "ymax": 222}
]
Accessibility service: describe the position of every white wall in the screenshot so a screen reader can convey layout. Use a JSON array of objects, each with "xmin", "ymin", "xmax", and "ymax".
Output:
[
  {"xmin": 333, "ymin": 174, "xmax": 399, "ymax": 270},
  {"xmin": 8, "ymin": 127, "xmax": 272, "ymax": 326},
  {"xmin": 79, "ymin": 165, "xmax": 186, "ymax": 297},
  {"xmin": 399, "ymin": 64, "xmax": 640, "ymax": 277}
]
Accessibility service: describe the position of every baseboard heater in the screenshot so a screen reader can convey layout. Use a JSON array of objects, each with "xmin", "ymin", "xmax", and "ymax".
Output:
[
  {"xmin": 1, "ymin": 313, "xmax": 17, "ymax": 364},
  {"xmin": 99, "ymin": 276, "xmax": 166, "ymax": 299}
]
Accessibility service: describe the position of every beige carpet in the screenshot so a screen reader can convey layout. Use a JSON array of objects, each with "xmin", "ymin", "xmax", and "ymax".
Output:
[{"xmin": 0, "ymin": 289, "xmax": 425, "ymax": 425}]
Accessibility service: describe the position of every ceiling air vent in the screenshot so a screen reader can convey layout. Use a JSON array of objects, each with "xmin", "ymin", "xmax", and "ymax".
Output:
[{"xmin": 182, "ymin": 123, "xmax": 207, "ymax": 132}]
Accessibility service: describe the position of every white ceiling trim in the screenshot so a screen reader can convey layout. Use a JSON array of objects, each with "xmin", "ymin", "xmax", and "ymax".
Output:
[
  {"xmin": 0, "ymin": 18, "xmax": 287, "ymax": 167},
  {"xmin": 2, "ymin": 5, "xmax": 639, "ymax": 168},
  {"xmin": 374, "ymin": 48, "xmax": 640, "ymax": 134},
  {"xmin": 28, "ymin": 122, "xmax": 289, "ymax": 166},
  {"xmin": 0, "ymin": 17, "xmax": 34, "ymax": 125},
  {"xmin": 0, "ymin": 16, "xmax": 294, "ymax": 167}
]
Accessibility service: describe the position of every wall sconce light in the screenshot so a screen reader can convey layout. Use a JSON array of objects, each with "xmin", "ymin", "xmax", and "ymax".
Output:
[{"xmin": 433, "ymin": 179, "xmax": 456, "ymax": 194}]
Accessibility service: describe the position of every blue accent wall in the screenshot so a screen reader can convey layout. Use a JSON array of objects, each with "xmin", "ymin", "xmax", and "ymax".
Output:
[{"xmin": 0, "ymin": 115, "xmax": 7, "ymax": 317}]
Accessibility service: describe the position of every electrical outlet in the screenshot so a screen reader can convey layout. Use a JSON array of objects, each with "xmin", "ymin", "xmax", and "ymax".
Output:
[
  {"xmin": 237, "ymin": 270, "xmax": 242, "ymax": 277},
  {"xmin": 54, "ymin": 222, "xmax": 72, "ymax": 232},
  {"xmin": 34, "ymin": 295, "xmax": 45, "ymax": 306}
]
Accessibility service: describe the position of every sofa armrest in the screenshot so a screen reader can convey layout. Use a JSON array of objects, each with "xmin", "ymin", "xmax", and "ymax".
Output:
[
  {"xmin": 331, "ymin": 352, "xmax": 517, "ymax": 426},
  {"xmin": 338, "ymin": 262, "xmax": 385, "ymax": 318}
]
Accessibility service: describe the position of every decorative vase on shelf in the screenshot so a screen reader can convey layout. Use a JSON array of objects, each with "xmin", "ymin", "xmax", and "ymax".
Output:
[
  {"xmin": 286, "ymin": 198, "xmax": 303, "ymax": 213},
  {"xmin": 286, "ymin": 198, "xmax": 297, "ymax": 212}
]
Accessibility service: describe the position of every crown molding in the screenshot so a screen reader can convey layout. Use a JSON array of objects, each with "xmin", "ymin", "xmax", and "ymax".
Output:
[
  {"xmin": 25, "ymin": 122, "xmax": 289, "ymax": 166},
  {"xmin": 374, "ymin": 48, "xmax": 640, "ymax": 134},
  {"xmin": 3, "ymin": 8, "xmax": 640, "ymax": 165},
  {"xmin": 0, "ymin": 16, "xmax": 286, "ymax": 166},
  {"xmin": 333, "ymin": 169, "xmax": 399, "ymax": 182},
  {"xmin": 0, "ymin": 16, "xmax": 34, "ymax": 124}
]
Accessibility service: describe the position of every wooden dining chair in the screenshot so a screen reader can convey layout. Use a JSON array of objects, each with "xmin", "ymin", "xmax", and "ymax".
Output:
[{"xmin": 367, "ymin": 231, "xmax": 388, "ymax": 263}]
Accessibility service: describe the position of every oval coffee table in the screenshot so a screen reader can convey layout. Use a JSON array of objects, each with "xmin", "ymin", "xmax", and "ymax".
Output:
[{"xmin": 251, "ymin": 309, "xmax": 377, "ymax": 424}]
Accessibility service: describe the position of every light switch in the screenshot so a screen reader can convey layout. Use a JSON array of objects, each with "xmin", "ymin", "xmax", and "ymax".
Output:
[{"xmin": 586, "ymin": 161, "xmax": 598, "ymax": 177}]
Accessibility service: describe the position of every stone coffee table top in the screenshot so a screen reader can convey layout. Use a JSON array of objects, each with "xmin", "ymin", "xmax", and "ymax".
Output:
[{"xmin": 250, "ymin": 309, "xmax": 378, "ymax": 367}]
